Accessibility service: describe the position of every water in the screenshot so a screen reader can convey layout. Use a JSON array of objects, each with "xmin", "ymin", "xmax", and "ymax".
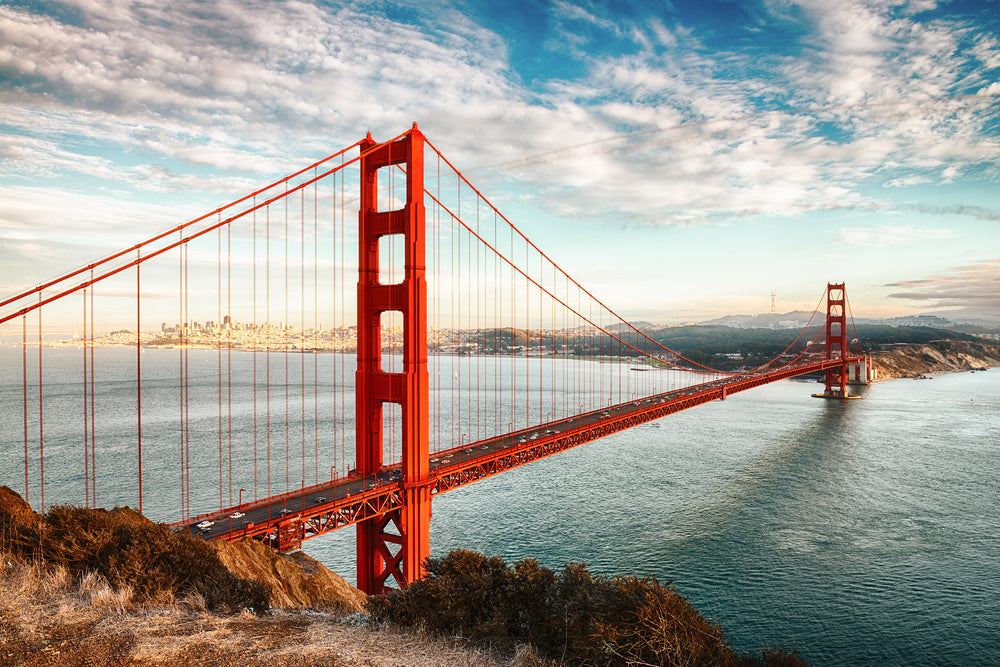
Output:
[
  {"xmin": 2, "ymin": 345, "xmax": 998, "ymax": 665},
  {"xmin": 310, "ymin": 368, "xmax": 1000, "ymax": 665}
]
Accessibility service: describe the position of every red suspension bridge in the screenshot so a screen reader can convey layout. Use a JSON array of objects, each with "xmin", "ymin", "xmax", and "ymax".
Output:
[{"xmin": 0, "ymin": 125, "xmax": 869, "ymax": 594}]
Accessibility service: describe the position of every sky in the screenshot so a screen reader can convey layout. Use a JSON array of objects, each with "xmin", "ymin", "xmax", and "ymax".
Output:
[{"xmin": 1, "ymin": 0, "xmax": 999, "ymax": 325}]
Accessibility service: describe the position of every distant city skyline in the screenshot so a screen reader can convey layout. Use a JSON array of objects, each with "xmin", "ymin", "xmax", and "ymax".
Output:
[{"xmin": 1, "ymin": 1, "xmax": 999, "ymax": 326}]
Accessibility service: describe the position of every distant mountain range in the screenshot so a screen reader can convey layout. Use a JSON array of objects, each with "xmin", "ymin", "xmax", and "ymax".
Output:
[
  {"xmin": 698, "ymin": 311, "xmax": 817, "ymax": 329},
  {"xmin": 697, "ymin": 311, "xmax": 997, "ymax": 330}
]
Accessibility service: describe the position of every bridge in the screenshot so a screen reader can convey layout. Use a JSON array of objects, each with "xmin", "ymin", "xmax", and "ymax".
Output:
[{"xmin": 0, "ymin": 125, "xmax": 868, "ymax": 594}]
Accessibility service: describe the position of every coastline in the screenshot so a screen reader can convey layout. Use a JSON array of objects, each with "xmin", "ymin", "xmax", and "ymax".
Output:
[{"xmin": 870, "ymin": 339, "xmax": 1000, "ymax": 381}]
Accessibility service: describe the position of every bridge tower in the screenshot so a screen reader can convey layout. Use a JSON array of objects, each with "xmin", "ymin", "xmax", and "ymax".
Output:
[
  {"xmin": 356, "ymin": 125, "xmax": 431, "ymax": 594},
  {"xmin": 822, "ymin": 282, "xmax": 849, "ymax": 398}
]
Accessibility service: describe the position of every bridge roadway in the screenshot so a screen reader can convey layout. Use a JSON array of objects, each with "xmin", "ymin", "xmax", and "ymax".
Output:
[{"xmin": 174, "ymin": 356, "xmax": 859, "ymax": 551}]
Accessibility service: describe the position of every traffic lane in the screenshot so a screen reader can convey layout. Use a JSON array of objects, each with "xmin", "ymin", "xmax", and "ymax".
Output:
[{"xmin": 193, "ymin": 474, "xmax": 373, "ymax": 538}]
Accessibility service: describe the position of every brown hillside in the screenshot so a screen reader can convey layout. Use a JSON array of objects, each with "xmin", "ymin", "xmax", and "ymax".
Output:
[
  {"xmin": 872, "ymin": 340, "xmax": 1000, "ymax": 379},
  {"xmin": 0, "ymin": 488, "xmax": 364, "ymax": 614},
  {"xmin": 211, "ymin": 538, "xmax": 366, "ymax": 613}
]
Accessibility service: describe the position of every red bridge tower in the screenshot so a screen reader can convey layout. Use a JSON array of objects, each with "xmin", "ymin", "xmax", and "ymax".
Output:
[
  {"xmin": 356, "ymin": 126, "xmax": 431, "ymax": 593},
  {"xmin": 818, "ymin": 282, "xmax": 853, "ymax": 399}
]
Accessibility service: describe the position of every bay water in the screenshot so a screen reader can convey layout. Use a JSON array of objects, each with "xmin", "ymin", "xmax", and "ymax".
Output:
[
  {"xmin": 311, "ymin": 368, "xmax": 1000, "ymax": 665},
  {"xmin": 1, "ymin": 345, "xmax": 997, "ymax": 665}
]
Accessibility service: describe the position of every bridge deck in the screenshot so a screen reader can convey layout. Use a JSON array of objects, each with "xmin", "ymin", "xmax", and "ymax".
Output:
[{"xmin": 175, "ymin": 356, "xmax": 860, "ymax": 550}]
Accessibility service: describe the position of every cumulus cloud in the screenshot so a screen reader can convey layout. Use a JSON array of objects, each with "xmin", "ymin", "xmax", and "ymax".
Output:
[
  {"xmin": 464, "ymin": 0, "xmax": 1000, "ymax": 225},
  {"xmin": 0, "ymin": 0, "xmax": 998, "ymax": 237}
]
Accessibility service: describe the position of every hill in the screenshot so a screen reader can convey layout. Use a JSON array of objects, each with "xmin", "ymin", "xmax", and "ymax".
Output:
[
  {"xmin": 645, "ymin": 322, "xmax": 993, "ymax": 373},
  {"xmin": 870, "ymin": 340, "xmax": 1000, "ymax": 379}
]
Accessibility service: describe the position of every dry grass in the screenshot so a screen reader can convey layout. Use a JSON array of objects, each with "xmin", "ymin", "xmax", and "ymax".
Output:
[
  {"xmin": 0, "ymin": 490, "xmax": 531, "ymax": 665},
  {"xmin": 0, "ymin": 489, "xmax": 268, "ymax": 613},
  {"xmin": 0, "ymin": 556, "xmax": 532, "ymax": 666}
]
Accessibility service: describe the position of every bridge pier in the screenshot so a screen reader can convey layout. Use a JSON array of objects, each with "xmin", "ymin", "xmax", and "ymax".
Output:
[{"xmin": 277, "ymin": 519, "xmax": 304, "ymax": 552}]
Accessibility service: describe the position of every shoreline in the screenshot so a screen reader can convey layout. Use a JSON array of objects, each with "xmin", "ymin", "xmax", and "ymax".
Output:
[{"xmin": 869, "ymin": 340, "xmax": 1000, "ymax": 381}]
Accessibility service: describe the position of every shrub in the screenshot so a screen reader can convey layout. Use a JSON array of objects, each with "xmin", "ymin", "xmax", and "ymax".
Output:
[
  {"xmin": 0, "ymin": 487, "xmax": 267, "ymax": 613},
  {"xmin": 367, "ymin": 549, "xmax": 807, "ymax": 666}
]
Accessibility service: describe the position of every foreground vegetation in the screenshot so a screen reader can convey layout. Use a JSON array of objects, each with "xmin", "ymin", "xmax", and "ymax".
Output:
[
  {"xmin": 2, "ymin": 489, "xmax": 808, "ymax": 665},
  {"xmin": 0, "ymin": 556, "xmax": 511, "ymax": 666},
  {"xmin": 0, "ymin": 487, "xmax": 267, "ymax": 613},
  {"xmin": 369, "ymin": 550, "xmax": 806, "ymax": 666}
]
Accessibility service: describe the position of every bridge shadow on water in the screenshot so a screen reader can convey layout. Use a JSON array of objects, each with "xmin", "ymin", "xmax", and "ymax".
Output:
[{"xmin": 660, "ymin": 382, "xmax": 872, "ymax": 547}]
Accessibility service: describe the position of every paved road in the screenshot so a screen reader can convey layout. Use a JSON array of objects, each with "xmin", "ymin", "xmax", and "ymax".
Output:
[{"xmin": 183, "ymin": 372, "xmax": 771, "ymax": 540}]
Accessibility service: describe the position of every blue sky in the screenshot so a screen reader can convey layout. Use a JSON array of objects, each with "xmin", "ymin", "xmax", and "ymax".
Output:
[{"xmin": 1, "ymin": 0, "xmax": 999, "ymax": 324}]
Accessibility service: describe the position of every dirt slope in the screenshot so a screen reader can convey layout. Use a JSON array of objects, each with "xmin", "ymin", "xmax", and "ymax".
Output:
[{"xmin": 210, "ymin": 538, "xmax": 366, "ymax": 613}]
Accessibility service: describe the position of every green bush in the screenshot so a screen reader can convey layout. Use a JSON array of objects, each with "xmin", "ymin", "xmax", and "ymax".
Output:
[{"xmin": 368, "ymin": 549, "xmax": 806, "ymax": 666}]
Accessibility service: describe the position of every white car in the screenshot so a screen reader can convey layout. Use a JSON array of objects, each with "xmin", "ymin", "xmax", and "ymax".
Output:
[
  {"xmin": 229, "ymin": 511, "xmax": 245, "ymax": 519},
  {"xmin": 196, "ymin": 520, "xmax": 214, "ymax": 529}
]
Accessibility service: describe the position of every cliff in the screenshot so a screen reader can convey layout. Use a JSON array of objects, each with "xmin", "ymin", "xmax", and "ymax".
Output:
[{"xmin": 871, "ymin": 339, "xmax": 1000, "ymax": 380}]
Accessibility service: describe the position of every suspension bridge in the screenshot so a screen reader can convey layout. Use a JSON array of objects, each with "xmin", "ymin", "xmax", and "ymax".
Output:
[{"xmin": 0, "ymin": 125, "xmax": 869, "ymax": 594}]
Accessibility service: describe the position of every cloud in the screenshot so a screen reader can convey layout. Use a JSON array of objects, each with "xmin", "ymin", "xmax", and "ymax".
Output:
[
  {"xmin": 884, "ymin": 260, "xmax": 1000, "ymax": 320},
  {"xmin": 0, "ymin": 0, "xmax": 998, "ymax": 239},
  {"xmin": 0, "ymin": 1, "xmax": 521, "ymax": 181},
  {"xmin": 836, "ymin": 224, "xmax": 955, "ymax": 247}
]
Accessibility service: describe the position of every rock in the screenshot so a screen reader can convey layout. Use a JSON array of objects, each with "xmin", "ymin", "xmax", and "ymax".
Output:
[{"xmin": 210, "ymin": 538, "xmax": 366, "ymax": 613}]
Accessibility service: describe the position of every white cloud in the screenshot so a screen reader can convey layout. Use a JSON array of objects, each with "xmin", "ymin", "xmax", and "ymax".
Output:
[
  {"xmin": 0, "ymin": 0, "xmax": 998, "ymax": 243},
  {"xmin": 836, "ymin": 224, "xmax": 955, "ymax": 247}
]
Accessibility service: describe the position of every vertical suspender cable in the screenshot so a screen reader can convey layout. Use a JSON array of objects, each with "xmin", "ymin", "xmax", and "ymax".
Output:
[
  {"xmin": 299, "ymin": 188, "xmax": 306, "ymax": 490},
  {"xmin": 89, "ymin": 273, "xmax": 96, "ymax": 508},
  {"xmin": 285, "ymin": 184, "xmax": 289, "ymax": 494},
  {"xmin": 219, "ymin": 221, "xmax": 224, "ymax": 510},
  {"xmin": 227, "ymin": 217, "xmax": 232, "ymax": 507},
  {"xmin": 266, "ymin": 205, "xmax": 271, "ymax": 499},
  {"xmin": 339, "ymin": 158, "xmax": 346, "ymax": 476},
  {"xmin": 184, "ymin": 242, "xmax": 191, "ymax": 518},
  {"xmin": 331, "ymin": 170, "xmax": 339, "ymax": 478},
  {"xmin": 253, "ymin": 201, "xmax": 258, "ymax": 501},
  {"xmin": 178, "ymin": 237, "xmax": 185, "ymax": 519},
  {"xmin": 476, "ymin": 197, "xmax": 480, "ymax": 443},
  {"xmin": 22, "ymin": 315, "xmax": 28, "ymax": 505},
  {"xmin": 312, "ymin": 170, "xmax": 318, "ymax": 484},
  {"xmin": 136, "ymin": 256, "xmax": 143, "ymax": 515},
  {"xmin": 82, "ymin": 290, "xmax": 88, "ymax": 507},
  {"xmin": 37, "ymin": 297, "xmax": 44, "ymax": 512}
]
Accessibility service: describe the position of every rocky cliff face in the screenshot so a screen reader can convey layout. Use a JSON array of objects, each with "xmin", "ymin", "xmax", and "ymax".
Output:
[{"xmin": 871, "ymin": 340, "xmax": 1000, "ymax": 380}]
